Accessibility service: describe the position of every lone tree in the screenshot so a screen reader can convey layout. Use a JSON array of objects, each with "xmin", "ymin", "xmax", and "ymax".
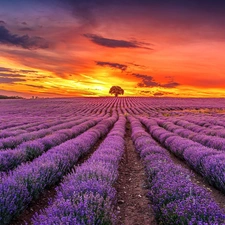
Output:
[{"xmin": 109, "ymin": 86, "xmax": 124, "ymax": 97}]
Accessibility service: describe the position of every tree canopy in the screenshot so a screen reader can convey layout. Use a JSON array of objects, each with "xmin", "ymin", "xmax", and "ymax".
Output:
[{"xmin": 109, "ymin": 86, "xmax": 124, "ymax": 97}]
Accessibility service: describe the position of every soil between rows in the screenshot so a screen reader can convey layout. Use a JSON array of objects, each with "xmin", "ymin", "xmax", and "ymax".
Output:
[{"xmin": 115, "ymin": 122, "xmax": 157, "ymax": 225}]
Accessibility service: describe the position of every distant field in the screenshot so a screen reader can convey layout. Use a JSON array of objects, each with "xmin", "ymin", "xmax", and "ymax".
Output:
[{"xmin": 1, "ymin": 97, "xmax": 225, "ymax": 225}]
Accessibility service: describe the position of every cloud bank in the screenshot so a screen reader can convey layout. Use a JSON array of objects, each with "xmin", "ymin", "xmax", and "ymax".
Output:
[
  {"xmin": 84, "ymin": 34, "xmax": 152, "ymax": 49},
  {"xmin": 0, "ymin": 26, "xmax": 49, "ymax": 49},
  {"xmin": 95, "ymin": 61, "xmax": 127, "ymax": 71},
  {"xmin": 132, "ymin": 73, "xmax": 180, "ymax": 88}
]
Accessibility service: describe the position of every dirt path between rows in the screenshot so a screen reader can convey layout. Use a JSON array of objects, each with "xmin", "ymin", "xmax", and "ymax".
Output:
[{"xmin": 115, "ymin": 122, "xmax": 157, "ymax": 225}]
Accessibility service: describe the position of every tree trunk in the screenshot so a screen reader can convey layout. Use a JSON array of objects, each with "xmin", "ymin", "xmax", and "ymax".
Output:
[{"xmin": 115, "ymin": 93, "xmax": 118, "ymax": 97}]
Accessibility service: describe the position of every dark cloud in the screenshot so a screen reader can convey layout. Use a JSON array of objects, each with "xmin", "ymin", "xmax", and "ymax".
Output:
[
  {"xmin": 0, "ymin": 73, "xmax": 26, "ymax": 78},
  {"xmin": 19, "ymin": 69, "xmax": 37, "ymax": 73},
  {"xmin": 133, "ymin": 73, "xmax": 180, "ymax": 88},
  {"xmin": 0, "ymin": 25, "xmax": 49, "ymax": 49},
  {"xmin": 0, "ymin": 21, "xmax": 6, "ymax": 25},
  {"xmin": 84, "ymin": 34, "xmax": 152, "ymax": 49},
  {"xmin": 153, "ymin": 90, "xmax": 176, "ymax": 96},
  {"xmin": 0, "ymin": 67, "xmax": 37, "ymax": 74},
  {"xmin": 154, "ymin": 92, "xmax": 164, "ymax": 96},
  {"xmin": 57, "ymin": 0, "xmax": 225, "ymax": 17},
  {"xmin": 0, "ymin": 67, "xmax": 12, "ymax": 72},
  {"xmin": 161, "ymin": 76, "xmax": 180, "ymax": 88},
  {"xmin": 51, "ymin": 0, "xmax": 105, "ymax": 27},
  {"xmin": 35, "ymin": 75, "xmax": 54, "ymax": 79},
  {"xmin": 161, "ymin": 82, "xmax": 180, "ymax": 88},
  {"xmin": 56, "ymin": 0, "xmax": 225, "ymax": 43},
  {"xmin": 140, "ymin": 90, "xmax": 152, "ymax": 94},
  {"xmin": 133, "ymin": 73, "xmax": 160, "ymax": 87},
  {"xmin": 19, "ymin": 27, "xmax": 34, "ymax": 32},
  {"xmin": 53, "ymin": 0, "xmax": 225, "ymax": 9},
  {"xmin": 54, "ymin": 0, "xmax": 225, "ymax": 34},
  {"xmin": 139, "ymin": 90, "xmax": 153, "ymax": 95},
  {"xmin": 53, "ymin": 0, "xmax": 120, "ymax": 27},
  {"xmin": 5, "ymin": 1, "xmax": 225, "ymax": 32},
  {"xmin": 96, "ymin": 61, "xmax": 127, "ymax": 71},
  {"xmin": 127, "ymin": 62, "xmax": 147, "ymax": 69},
  {"xmin": 71, "ymin": 2, "xmax": 98, "ymax": 27},
  {"xmin": 0, "ymin": 77, "xmax": 26, "ymax": 83},
  {"xmin": 24, "ymin": 84, "xmax": 45, "ymax": 88},
  {"xmin": 0, "ymin": 68, "xmax": 39, "ymax": 84}
]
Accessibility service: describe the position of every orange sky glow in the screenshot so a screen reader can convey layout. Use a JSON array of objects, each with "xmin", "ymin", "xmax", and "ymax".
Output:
[{"xmin": 1, "ymin": 1, "xmax": 225, "ymax": 98}]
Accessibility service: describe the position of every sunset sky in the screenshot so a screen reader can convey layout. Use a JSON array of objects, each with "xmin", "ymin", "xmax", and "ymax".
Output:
[{"xmin": 1, "ymin": 0, "xmax": 225, "ymax": 98}]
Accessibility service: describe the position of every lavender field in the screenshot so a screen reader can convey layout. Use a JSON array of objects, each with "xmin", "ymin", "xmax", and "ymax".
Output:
[{"xmin": 1, "ymin": 97, "xmax": 225, "ymax": 225}]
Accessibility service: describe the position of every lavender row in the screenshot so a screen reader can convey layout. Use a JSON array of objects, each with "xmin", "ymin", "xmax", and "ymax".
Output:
[
  {"xmin": 174, "ymin": 117, "xmax": 225, "ymax": 135},
  {"xmin": 2, "ymin": 121, "xmax": 45, "ymax": 132},
  {"xmin": 5, "ymin": 118, "xmax": 60, "ymax": 132},
  {"xmin": 0, "ymin": 128, "xmax": 30, "ymax": 139},
  {"xmin": 178, "ymin": 114, "xmax": 225, "ymax": 129},
  {"xmin": 156, "ymin": 118, "xmax": 225, "ymax": 151},
  {"xmin": 0, "ymin": 115, "xmax": 63, "ymax": 132},
  {"xmin": 129, "ymin": 116, "xmax": 225, "ymax": 224},
  {"xmin": 0, "ymin": 117, "xmax": 102, "ymax": 172},
  {"xmin": 0, "ymin": 119, "xmax": 41, "ymax": 131},
  {"xmin": 166, "ymin": 117, "xmax": 225, "ymax": 139},
  {"xmin": 0, "ymin": 116, "xmax": 93, "ymax": 150},
  {"xmin": 0, "ymin": 98, "xmax": 109, "ymax": 130},
  {"xmin": 139, "ymin": 116, "xmax": 225, "ymax": 194},
  {"xmin": 6, "ymin": 115, "xmax": 82, "ymax": 133},
  {"xmin": 0, "ymin": 116, "xmax": 81, "ymax": 139},
  {"xmin": 0, "ymin": 113, "xmax": 118, "ymax": 225},
  {"xmin": 0, "ymin": 99, "xmax": 93, "ymax": 118},
  {"xmin": 33, "ymin": 115, "xmax": 126, "ymax": 225}
]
